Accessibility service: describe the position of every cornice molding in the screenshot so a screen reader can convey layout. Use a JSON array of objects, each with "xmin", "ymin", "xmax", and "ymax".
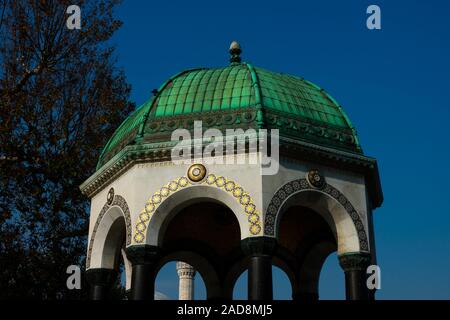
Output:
[{"xmin": 80, "ymin": 136, "xmax": 381, "ymax": 206}]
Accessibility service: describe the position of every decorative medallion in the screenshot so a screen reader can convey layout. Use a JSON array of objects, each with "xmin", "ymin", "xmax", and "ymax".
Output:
[
  {"xmin": 187, "ymin": 164, "xmax": 207, "ymax": 182},
  {"xmin": 306, "ymin": 169, "xmax": 325, "ymax": 189},
  {"xmin": 107, "ymin": 188, "xmax": 114, "ymax": 205}
]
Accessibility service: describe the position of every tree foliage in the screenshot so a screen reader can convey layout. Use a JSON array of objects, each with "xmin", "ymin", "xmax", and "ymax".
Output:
[{"xmin": 0, "ymin": 0, "xmax": 134, "ymax": 299}]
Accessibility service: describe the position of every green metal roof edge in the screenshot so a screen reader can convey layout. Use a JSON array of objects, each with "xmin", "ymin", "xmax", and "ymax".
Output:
[
  {"xmin": 243, "ymin": 62, "xmax": 264, "ymax": 128},
  {"xmin": 303, "ymin": 79, "xmax": 362, "ymax": 151},
  {"xmin": 137, "ymin": 67, "xmax": 207, "ymax": 137},
  {"xmin": 324, "ymin": 92, "xmax": 362, "ymax": 151},
  {"xmin": 136, "ymin": 96, "xmax": 155, "ymax": 138},
  {"xmin": 96, "ymin": 102, "xmax": 148, "ymax": 170},
  {"xmin": 97, "ymin": 65, "xmax": 365, "ymax": 171},
  {"xmin": 97, "ymin": 67, "xmax": 208, "ymax": 171}
]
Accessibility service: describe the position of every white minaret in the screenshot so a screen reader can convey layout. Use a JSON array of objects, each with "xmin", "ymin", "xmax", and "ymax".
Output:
[{"xmin": 176, "ymin": 261, "xmax": 196, "ymax": 300}]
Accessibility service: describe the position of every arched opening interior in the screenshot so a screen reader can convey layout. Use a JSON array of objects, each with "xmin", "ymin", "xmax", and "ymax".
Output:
[
  {"xmin": 155, "ymin": 260, "xmax": 207, "ymax": 300},
  {"xmin": 277, "ymin": 205, "xmax": 337, "ymax": 300},
  {"xmin": 231, "ymin": 265, "xmax": 293, "ymax": 300},
  {"xmin": 159, "ymin": 201, "xmax": 242, "ymax": 299},
  {"xmin": 273, "ymin": 266, "xmax": 292, "ymax": 300},
  {"xmin": 101, "ymin": 215, "xmax": 127, "ymax": 299},
  {"xmin": 319, "ymin": 252, "xmax": 345, "ymax": 300},
  {"xmin": 232, "ymin": 270, "xmax": 247, "ymax": 300}
]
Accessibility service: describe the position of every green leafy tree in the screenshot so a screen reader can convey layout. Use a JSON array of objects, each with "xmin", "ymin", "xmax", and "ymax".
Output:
[{"xmin": 0, "ymin": 0, "xmax": 133, "ymax": 299}]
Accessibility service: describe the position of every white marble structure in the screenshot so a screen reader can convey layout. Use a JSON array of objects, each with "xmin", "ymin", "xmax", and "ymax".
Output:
[
  {"xmin": 81, "ymin": 42, "xmax": 383, "ymax": 301},
  {"xmin": 176, "ymin": 262, "xmax": 196, "ymax": 300}
]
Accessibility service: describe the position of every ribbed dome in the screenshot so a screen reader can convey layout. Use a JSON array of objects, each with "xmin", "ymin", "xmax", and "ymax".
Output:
[{"xmin": 97, "ymin": 63, "xmax": 361, "ymax": 170}]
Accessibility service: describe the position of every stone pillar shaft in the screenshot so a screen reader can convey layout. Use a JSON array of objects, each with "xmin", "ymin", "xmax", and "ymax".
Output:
[
  {"xmin": 248, "ymin": 255, "xmax": 272, "ymax": 300},
  {"xmin": 125, "ymin": 245, "xmax": 159, "ymax": 300},
  {"xmin": 85, "ymin": 268, "xmax": 117, "ymax": 300},
  {"xmin": 339, "ymin": 252, "xmax": 371, "ymax": 300},
  {"xmin": 130, "ymin": 263, "xmax": 155, "ymax": 300},
  {"xmin": 241, "ymin": 237, "xmax": 277, "ymax": 301},
  {"xmin": 177, "ymin": 262, "xmax": 196, "ymax": 300}
]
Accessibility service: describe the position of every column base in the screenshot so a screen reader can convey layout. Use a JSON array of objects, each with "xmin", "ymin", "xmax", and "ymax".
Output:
[
  {"xmin": 292, "ymin": 292, "xmax": 319, "ymax": 301},
  {"xmin": 85, "ymin": 268, "xmax": 117, "ymax": 300}
]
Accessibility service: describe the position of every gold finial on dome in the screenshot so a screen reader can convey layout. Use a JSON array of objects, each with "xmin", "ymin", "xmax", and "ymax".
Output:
[{"xmin": 229, "ymin": 41, "xmax": 242, "ymax": 64}]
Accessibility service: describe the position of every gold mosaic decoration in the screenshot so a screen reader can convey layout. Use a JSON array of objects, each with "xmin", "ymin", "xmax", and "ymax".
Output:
[{"xmin": 133, "ymin": 173, "xmax": 262, "ymax": 243}]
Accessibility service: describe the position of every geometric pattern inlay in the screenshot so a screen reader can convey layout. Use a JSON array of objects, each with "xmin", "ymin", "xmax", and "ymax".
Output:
[
  {"xmin": 86, "ymin": 194, "xmax": 132, "ymax": 269},
  {"xmin": 264, "ymin": 178, "xmax": 368, "ymax": 252},
  {"xmin": 133, "ymin": 173, "xmax": 262, "ymax": 244}
]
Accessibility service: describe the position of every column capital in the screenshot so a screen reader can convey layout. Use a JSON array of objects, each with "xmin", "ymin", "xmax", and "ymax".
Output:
[
  {"xmin": 176, "ymin": 262, "xmax": 196, "ymax": 278},
  {"xmin": 338, "ymin": 252, "xmax": 371, "ymax": 272},
  {"xmin": 125, "ymin": 245, "xmax": 160, "ymax": 265},
  {"xmin": 241, "ymin": 236, "xmax": 277, "ymax": 256},
  {"xmin": 85, "ymin": 268, "xmax": 117, "ymax": 287},
  {"xmin": 85, "ymin": 268, "xmax": 117, "ymax": 300}
]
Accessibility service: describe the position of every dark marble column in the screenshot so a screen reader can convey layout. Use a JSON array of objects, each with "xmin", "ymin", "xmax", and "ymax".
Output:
[
  {"xmin": 125, "ymin": 245, "xmax": 159, "ymax": 300},
  {"xmin": 241, "ymin": 237, "xmax": 277, "ymax": 301},
  {"xmin": 338, "ymin": 252, "xmax": 371, "ymax": 300},
  {"xmin": 85, "ymin": 268, "xmax": 117, "ymax": 300},
  {"xmin": 292, "ymin": 291, "xmax": 319, "ymax": 301}
]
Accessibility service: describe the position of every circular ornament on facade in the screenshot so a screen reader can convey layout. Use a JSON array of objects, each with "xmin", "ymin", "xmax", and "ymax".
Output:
[
  {"xmin": 232, "ymin": 186, "xmax": 243, "ymax": 197},
  {"xmin": 273, "ymin": 196, "xmax": 281, "ymax": 206},
  {"xmin": 139, "ymin": 212, "xmax": 150, "ymax": 222},
  {"xmin": 267, "ymin": 205, "xmax": 276, "ymax": 215},
  {"xmin": 216, "ymin": 176, "xmax": 226, "ymax": 187},
  {"xmin": 248, "ymin": 213, "xmax": 260, "ymax": 224},
  {"xmin": 136, "ymin": 222, "xmax": 146, "ymax": 232},
  {"xmin": 306, "ymin": 169, "xmax": 325, "ymax": 189},
  {"xmin": 266, "ymin": 214, "xmax": 275, "ymax": 223},
  {"xmin": 178, "ymin": 177, "xmax": 189, "ymax": 187},
  {"xmin": 205, "ymin": 174, "xmax": 216, "ymax": 185},
  {"xmin": 160, "ymin": 187, "xmax": 170, "ymax": 197},
  {"xmin": 225, "ymin": 181, "xmax": 235, "ymax": 192},
  {"xmin": 245, "ymin": 203, "xmax": 256, "ymax": 214},
  {"xmin": 134, "ymin": 233, "xmax": 144, "ymax": 243},
  {"xmin": 278, "ymin": 190, "xmax": 287, "ymax": 200},
  {"xmin": 168, "ymin": 181, "xmax": 178, "ymax": 191},
  {"xmin": 187, "ymin": 164, "xmax": 207, "ymax": 182},
  {"xmin": 152, "ymin": 193, "xmax": 162, "ymax": 204},
  {"xmin": 250, "ymin": 224, "xmax": 261, "ymax": 235},
  {"xmin": 145, "ymin": 203, "xmax": 155, "ymax": 213},
  {"xmin": 240, "ymin": 194, "xmax": 251, "ymax": 205},
  {"xmin": 107, "ymin": 188, "xmax": 114, "ymax": 205},
  {"xmin": 284, "ymin": 184, "xmax": 293, "ymax": 194}
]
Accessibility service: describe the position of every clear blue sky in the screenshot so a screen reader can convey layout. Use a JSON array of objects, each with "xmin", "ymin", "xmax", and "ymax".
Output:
[{"xmin": 112, "ymin": 0, "xmax": 450, "ymax": 299}]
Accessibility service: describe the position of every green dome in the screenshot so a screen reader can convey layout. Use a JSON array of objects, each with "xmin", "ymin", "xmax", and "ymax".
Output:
[{"xmin": 97, "ymin": 62, "xmax": 361, "ymax": 170}]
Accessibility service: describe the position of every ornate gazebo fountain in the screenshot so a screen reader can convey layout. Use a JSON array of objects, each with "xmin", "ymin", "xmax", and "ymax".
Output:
[{"xmin": 81, "ymin": 42, "xmax": 383, "ymax": 300}]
